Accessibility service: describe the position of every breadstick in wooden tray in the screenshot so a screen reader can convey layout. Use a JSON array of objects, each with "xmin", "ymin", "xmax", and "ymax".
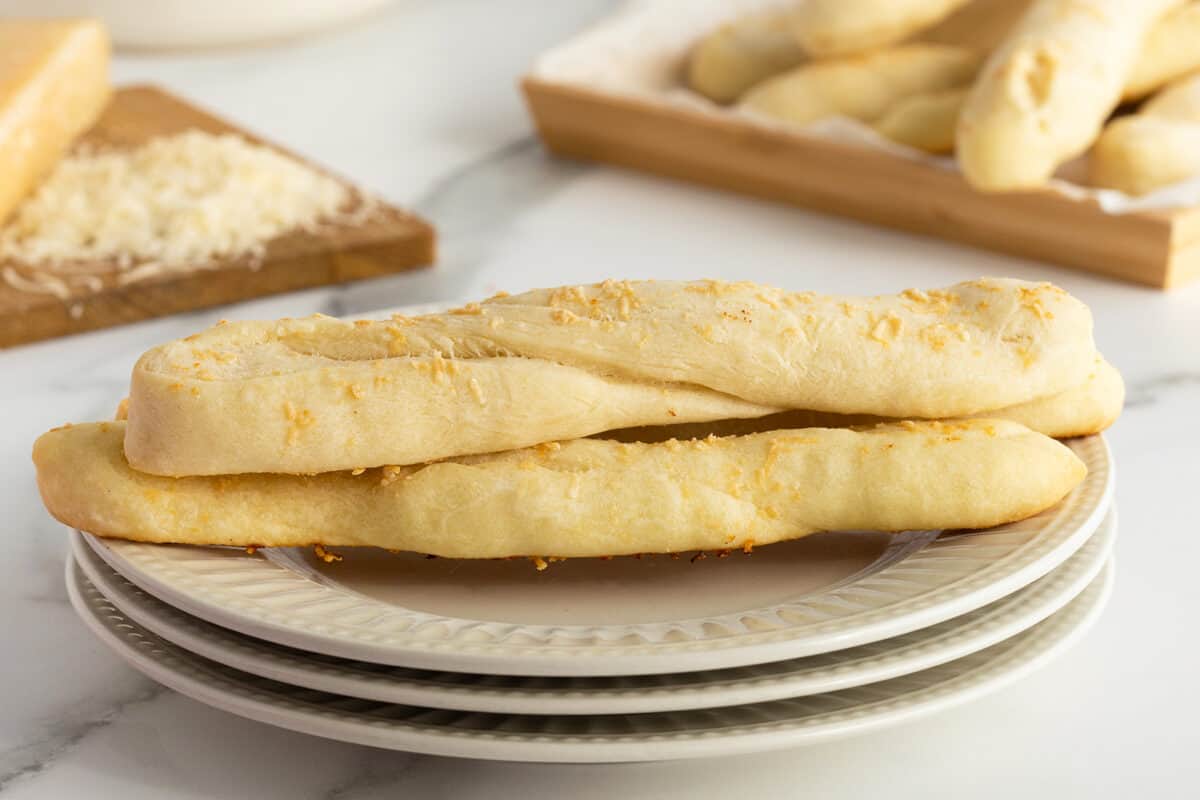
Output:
[
  {"xmin": 1092, "ymin": 73, "xmax": 1200, "ymax": 195},
  {"xmin": 874, "ymin": 88, "xmax": 968, "ymax": 152},
  {"xmin": 688, "ymin": 11, "xmax": 806, "ymax": 104},
  {"xmin": 792, "ymin": 0, "xmax": 974, "ymax": 57},
  {"xmin": 686, "ymin": 0, "xmax": 1028, "ymax": 106},
  {"xmin": 917, "ymin": 0, "xmax": 1031, "ymax": 53},
  {"xmin": 1123, "ymin": 2, "xmax": 1200, "ymax": 101},
  {"xmin": 957, "ymin": 0, "xmax": 1183, "ymax": 190},
  {"xmin": 740, "ymin": 44, "xmax": 979, "ymax": 126}
]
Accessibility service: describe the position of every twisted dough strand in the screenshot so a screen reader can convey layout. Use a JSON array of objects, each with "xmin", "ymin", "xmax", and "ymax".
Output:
[
  {"xmin": 39, "ymin": 419, "xmax": 1087, "ymax": 557},
  {"xmin": 125, "ymin": 278, "xmax": 1097, "ymax": 476}
]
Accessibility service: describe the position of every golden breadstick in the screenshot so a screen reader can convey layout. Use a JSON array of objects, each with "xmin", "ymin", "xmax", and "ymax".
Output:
[
  {"xmin": 1124, "ymin": 3, "xmax": 1200, "ymax": 101},
  {"xmin": 963, "ymin": 355, "xmax": 1122, "ymax": 437},
  {"xmin": 123, "ymin": 278, "xmax": 1097, "ymax": 476},
  {"xmin": 877, "ymin": 3, "xmax": 1199, "ymax": 153},
  {"xmin": 35, "ymin": 420, "xmax": 1086, "ymax": 557},
  {"xmin": 874, "ymin": 88, "xmax": 968, "ymax": 152},
  {"xmin": 684, "ymin": 0, "xmax": 1024, "ymax": 106},
  {"xmin": 918, "ymin": 0, "xmax": 1032, "ymax": 53},
  {"xmin": 687, "ymin": 12, "xmax": 806, "ymax": 104},
  {"xmin": 888, "ymin": 1, "xmax": 1195, "ymax": 149},
  {"xmin": 1091, "ymin": 73, "xmax": 1200, "ymax": 195},
  {"xmin": 740, "ymin": 44, "xmax": 979, "ymax": 126},
  {"xmin": 605, "ymin": 356, "xmax": 1122, "ymax": 443},
  {"xmin": 110, "ymin": 353, "xmax": 1121, "ymax": 456},
  {"xmin": 1091, "ymin": 120, "xmax": 1200, "ymax": 195},
  {"xmin": 792, "ymin": 0, "xmax": 973, "ymax": 57},
  {"xmin": 958, "ymin": 0, "xmax": 1183, "ymax": 191}
]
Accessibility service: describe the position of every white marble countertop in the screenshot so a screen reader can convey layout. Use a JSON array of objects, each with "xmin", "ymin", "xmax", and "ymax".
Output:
[{"xmin": 4, "ymin": 2, "xmax": 1200, "ymax": 797}]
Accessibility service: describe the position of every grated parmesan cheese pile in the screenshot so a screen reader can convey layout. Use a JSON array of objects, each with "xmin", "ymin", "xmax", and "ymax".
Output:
[{"xmin": 0, "ymin": 130, "xmax": 355, "ymax": 301}]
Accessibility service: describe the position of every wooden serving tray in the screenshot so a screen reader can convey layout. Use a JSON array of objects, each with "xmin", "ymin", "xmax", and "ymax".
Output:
[
  {"xmin": 0, "ymin": 85, "xmax": 435, "ymax": 349},
  {"xmin": 523, "ymin": 78, "xmax": 1200, "ymax": 289}
]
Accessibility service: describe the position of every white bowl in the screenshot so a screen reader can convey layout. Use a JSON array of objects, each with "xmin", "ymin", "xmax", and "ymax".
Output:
[{"xmin": 0, "ymin": 0, "xmax": 396, "ymax": 50}]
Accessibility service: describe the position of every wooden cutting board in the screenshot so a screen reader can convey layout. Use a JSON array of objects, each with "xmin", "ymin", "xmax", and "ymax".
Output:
[{"xmin": 0, "ymin": 85, "xmax": 435, "ymax": 349}]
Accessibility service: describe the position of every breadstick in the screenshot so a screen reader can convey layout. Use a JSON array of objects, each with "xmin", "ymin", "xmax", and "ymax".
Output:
[
  {"xmin": 874, "ymin": 88, "xmax": 968, "ymax": 153},
  {"xmin": 1124, "ymin": 3, "xmax": 1200, "ymax": 101},
  {"xmin": 963, "ymin": 355, "xmax": 1122, "ymax": 437},
  {"xmin": 35, "ymin": 420, "xmax": 1087, "ymax": 557},
  {"xmin": 740, "ymin": 44, "xmax": 979, "ymax": 126},
  {"xmin": 880, "ymin": 2, "xmax": 1200, "ymax": 153},
  {"xmin": 1090, "ymin": 121, "xmax": 1200, "ymax": 195},
  {"xmin": 918, "ymin": 0, "xmax": 1032, "ymax": 53},
  {"xmin": 1091, "ymin": 73, "xmax": 1200, "ymax": 195},
  {"xmin": 792, "ymin": 0, "xmax": 973, "ymax": 57},
  {"xmin": 687, "ymin": 12, "xmax": 806, "ymax": 104},
  {"xmin": 123, "ymin": 278, "xmax": 1097, "ymax": 476},
  {"xmin": 684, "ymin": 0, "xmax": 1026, "ymax": 106},
  {"xmin": 913, "ymin": 0, "xmax": 1198, "ymax": 97},
  {"xmin": 1139, "ymin": 75, "xmax": 1200, "ymax": 121},
  {"xmin": 957, "ymin": 0, "xmax": 1183, "ymax": 191},
  {"xmin": 604, "ymin": 356, "xmax": 1123, "ymax": 443},
  {"xmin": 108, "ymin": 354, "xmax": 1121, "ymax": 455}
]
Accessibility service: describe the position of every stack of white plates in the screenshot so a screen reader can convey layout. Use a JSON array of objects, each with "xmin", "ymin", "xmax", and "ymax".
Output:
[{"xmin": 66, "ymin": 434, "xmax": 1115, "ymax": 762}]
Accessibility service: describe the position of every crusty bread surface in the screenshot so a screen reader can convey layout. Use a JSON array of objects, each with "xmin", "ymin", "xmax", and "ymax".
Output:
[
  {"xmin": 604, "ymin": 356, "xmax": 1123, "ymax": 442},
  {"xmin": 123, "ymin": 278, "xmax": 1098, "ymax": 475},
  {"xmin": 37, "ymin": 420, "xmax": 1087, "ymax": 557}
]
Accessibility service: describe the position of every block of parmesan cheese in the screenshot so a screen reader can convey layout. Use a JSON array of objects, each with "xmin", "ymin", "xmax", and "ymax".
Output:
[{"xmin": 0, "ymin": 19, "xmax": 110, "ymax": 226}]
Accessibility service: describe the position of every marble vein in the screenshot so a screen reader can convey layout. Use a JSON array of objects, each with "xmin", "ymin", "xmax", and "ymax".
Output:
[
  {"xmin": 318, "ymin": 752, "xmax": 422, "ymax": 800},
  {"xmin": 0, "ymin": 682, "xmax": 167, "ymax": 793},
  {"xmin": 3, "ymin": 0, "xmax": 1199, "ymax": 794},
  {"xmin": 326, "ymin": 135, "xmax": 587, "ymax": 318},
  {"xmin": 16, "ymin": 539, "xmax": 71, "ymax": 609},
  {"xmin": 1123, "ymin": 371, "xmax": 1200, "ymax": 409}
]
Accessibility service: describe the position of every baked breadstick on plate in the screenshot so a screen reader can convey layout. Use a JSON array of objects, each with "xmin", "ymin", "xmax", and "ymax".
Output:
[
  {"xmin": 605, "ymin": 356, "xmax": 1123, "ymax": 443},
  {"xmin": 106, "ymin": 354, "xmax": 1122, "ymax": 451},
  {"xmin": 957, "ymin": 0, "xmax": 1184, "ymax": 190},
  {"xmin": 740, "ymin": 44, "xmax": 979, "ymax": 126},
  {"xmin": 123, "ymin": 278, "xmax": 1097, "ymax": 475},
  {"xmin": 36, "ymin": 419, "xmax": 1086, "ymax": 557},
  {"xmin": 960, "ymin": 356, "xmax": 1122, "ymax": 437}
]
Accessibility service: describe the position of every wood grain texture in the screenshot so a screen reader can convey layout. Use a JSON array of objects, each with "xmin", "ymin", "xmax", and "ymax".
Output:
[
  {"xmin": 0, "ymin": 85, "xmax": 435, "ymax": 349},
  {"xmin": 523, "ymin": 78, "xmax": 1200, "ymax": 289}
]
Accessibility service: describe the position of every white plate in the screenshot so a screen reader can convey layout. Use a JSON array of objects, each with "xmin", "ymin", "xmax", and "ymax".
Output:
[
  {"xmin": 71, "ymin": 507, "xmax": 1115, "ymax": 715},
  {"xmin": 66, "ymin": 555, "xmax": 1114, "ymax": 762},
  {"xmin": 83, "ymin": 434, "xmax": 1112, "ymax": 676}
]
